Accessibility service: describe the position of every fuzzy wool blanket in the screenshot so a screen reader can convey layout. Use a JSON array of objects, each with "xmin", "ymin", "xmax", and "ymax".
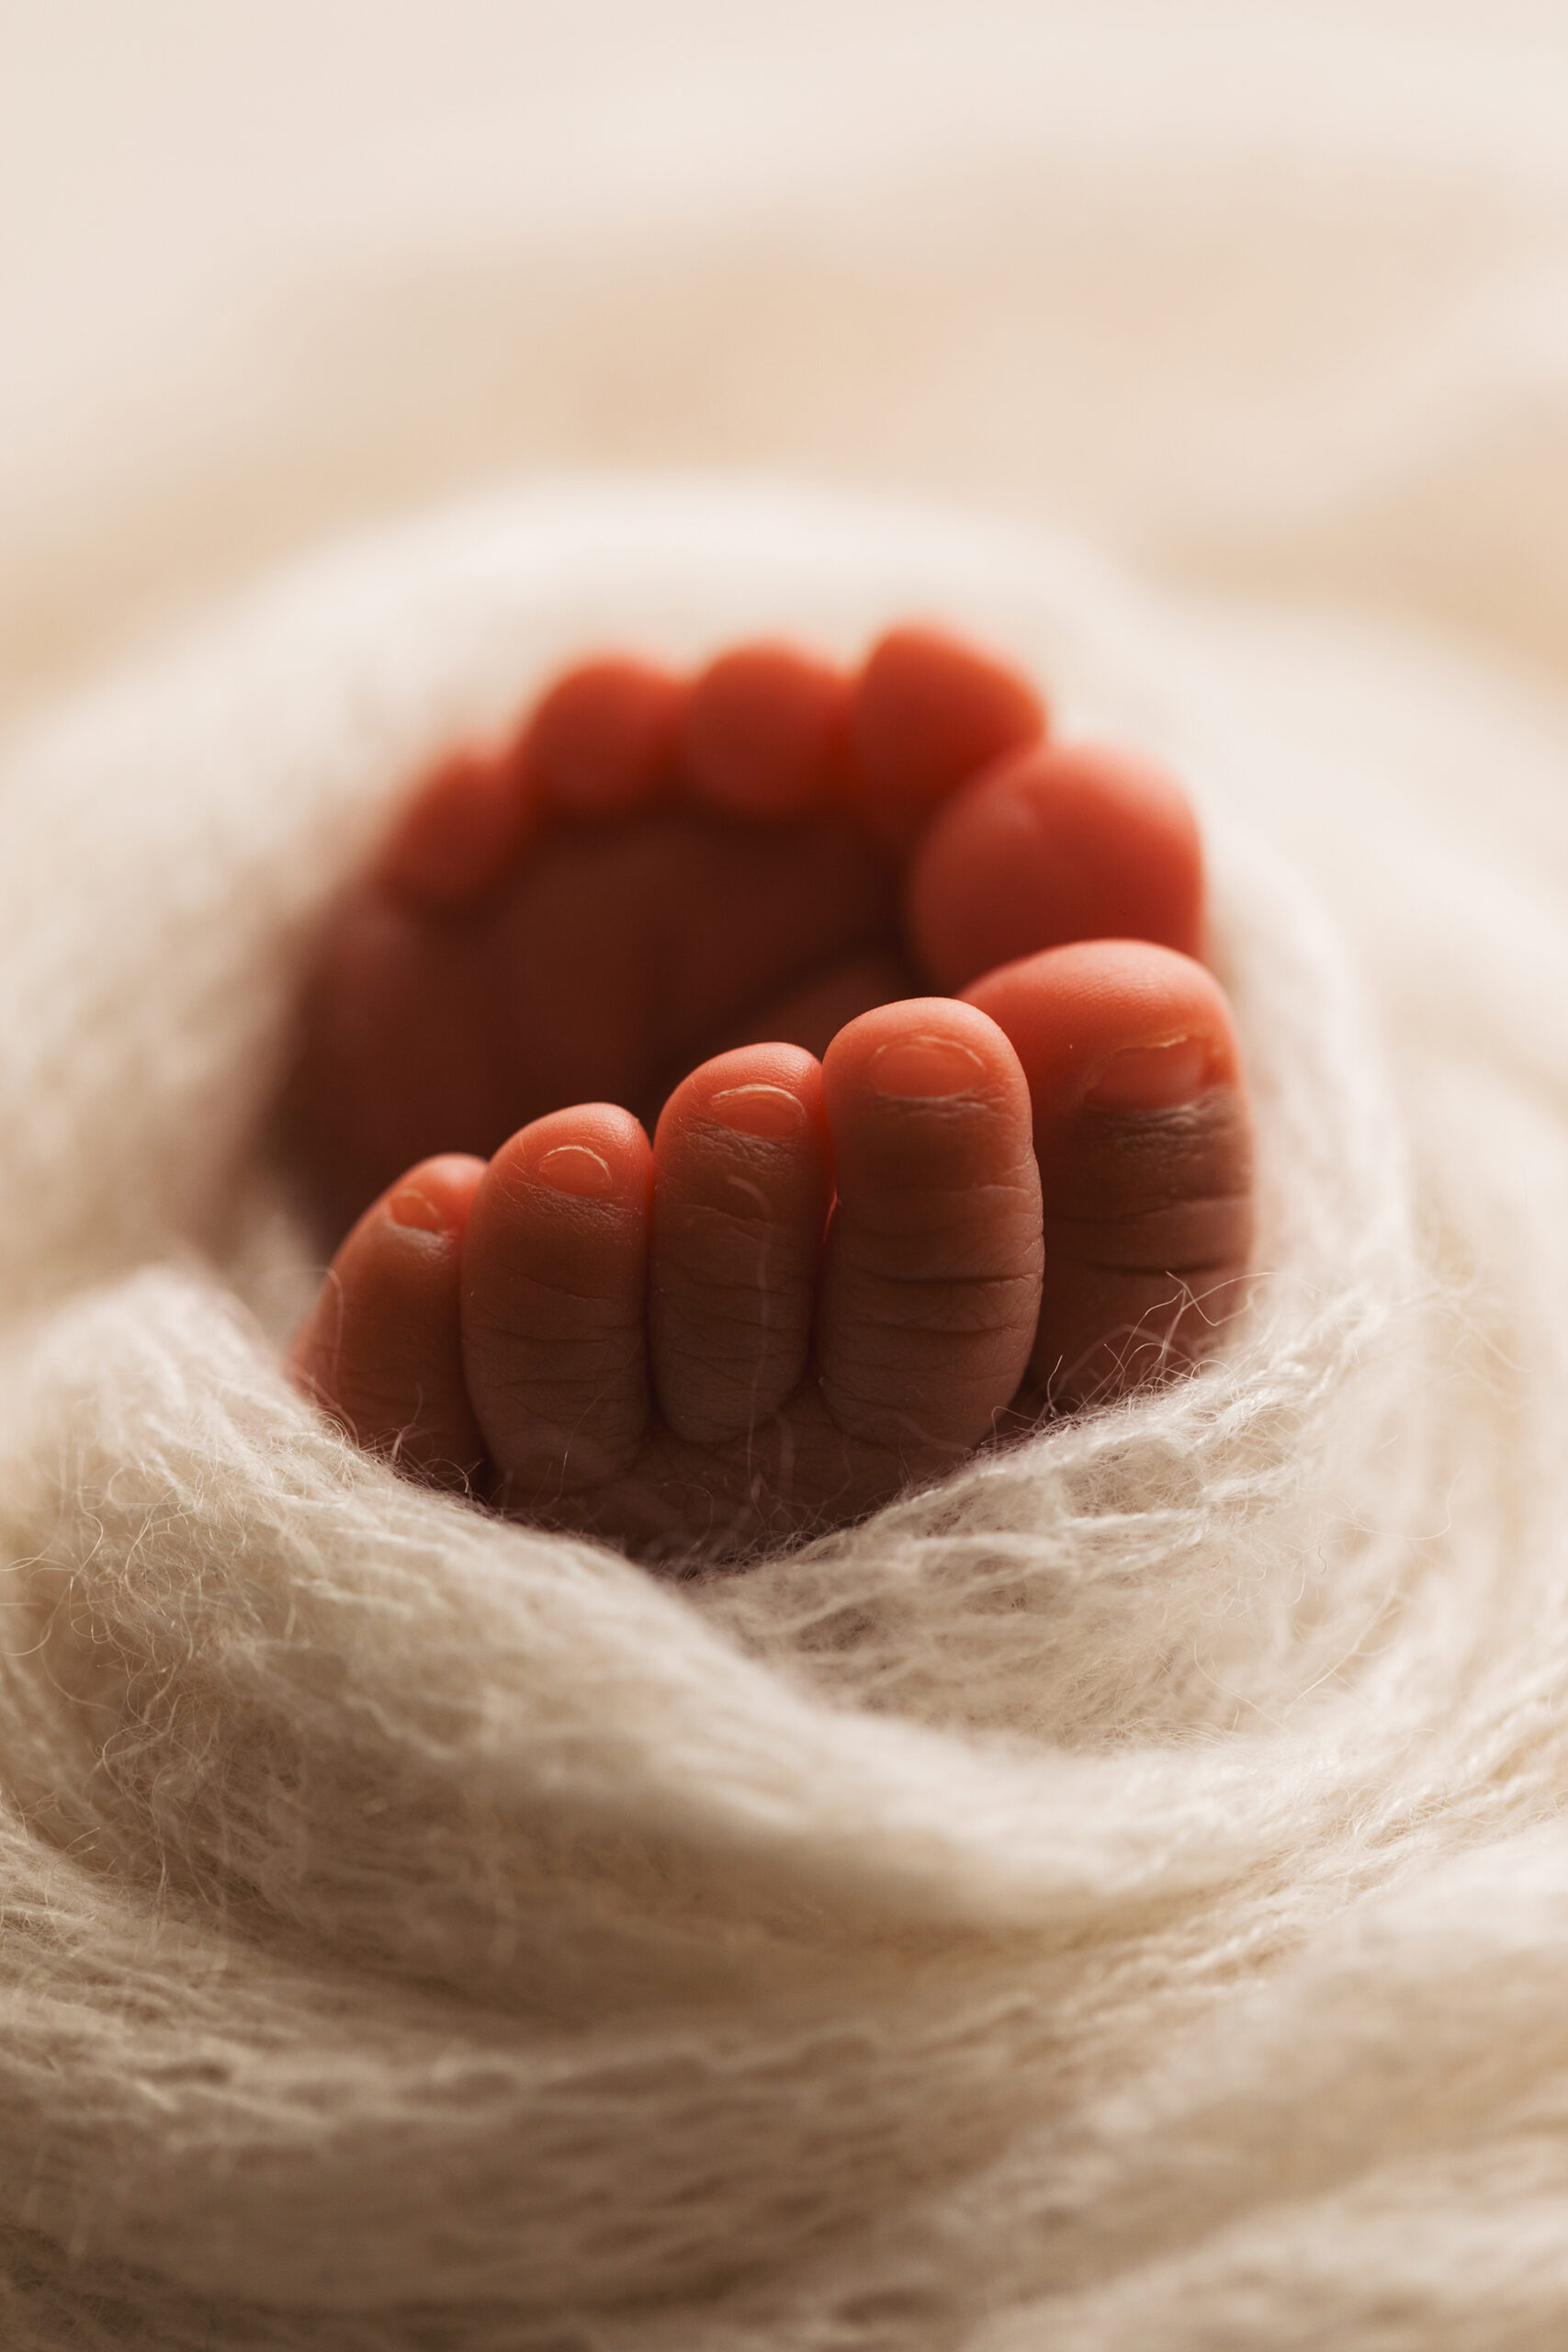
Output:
[{"xmin": 2, "ymin": 470, "xmax": 1566, "ymax": 2348}]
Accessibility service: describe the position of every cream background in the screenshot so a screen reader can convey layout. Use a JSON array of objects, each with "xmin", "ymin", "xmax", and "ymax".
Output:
[{"xmin": 10, "ymin": 0, "xmax": 1568, "ymax": 726}]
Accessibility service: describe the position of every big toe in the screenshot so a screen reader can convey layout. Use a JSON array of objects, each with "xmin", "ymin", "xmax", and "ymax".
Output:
[
  {"xmin": 964, "ymin": 940, "xmax": 1253, "ymax": 1411},
  {"xmin": 907, "ymin": 739, "xmax": 1204, "ymax": 992}
]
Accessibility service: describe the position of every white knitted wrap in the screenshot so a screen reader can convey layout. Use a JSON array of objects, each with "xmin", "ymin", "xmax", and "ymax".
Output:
[{"xmin": 1, "ymin": 477, "xmax": 1562, "ymax": 2348}]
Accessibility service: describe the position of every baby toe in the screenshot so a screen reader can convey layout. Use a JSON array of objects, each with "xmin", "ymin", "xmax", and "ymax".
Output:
[
  {"xmin": 852, "ymin": 624, "xmax": 1045, "ymax": 855},
  {"xmin": 681, "ymin": 642, "xmax": 849, "ymax": 818},
  {"xmin": 525, "ymin": 656, "xmax": 684, "ymax": 817},
  {"xmin": 373, "ymin": 743, "xmax": 535, "ymax": 909},
  {"xmin": 461, "ymin": 1105, "xmax": 653, "ymax": 1501},
  {"xmin": 815, "ymin": 999, "xmax": 1043, "ymax": 1469},
  {"xmin": 906, "ymin": 739, "xmax": 1205, "ymax": 993},
  {"xmin": 288, "ymin": 1155, "xmax": 488, "ymax": 1488},
  {"xmin": 964, "ymin": 940, "xmax": 1254, "ymax": 1409},
  {"xmin": 649, "ymin": 1046, "xmax": 832, "ymax": 1444}
]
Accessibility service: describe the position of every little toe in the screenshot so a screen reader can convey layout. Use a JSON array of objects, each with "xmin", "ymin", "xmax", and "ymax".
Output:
[
  {"xmin": 907, "ymin": 739, "xmax": 1204, "ymax": 993},
  {"xmin": 852, "ymin": 624, "xmax": 1046, "ymax": 854},
  {"xmin": 816, "ymin": 999, "xmax": 1043, "ymax": 1469},
  {"xmin": 461, "ymin": 1105, "xmax": 653, "ymax": 1501},
  {"xmin": 373, "ymin": 742, "xmax": 533, "ymax": 908},
  {"xmin": 288, "ymin": 1155, "xmax": 488, "ymax": 1488},
  {"xmin": 649, "ymin": 1046, "xmax": 832, "ymax": 1443},
  {"xmin": 525, "ymin": 656, "xmax": 683, "ymax": 817},
  {"xmin": 681, "ymin": 642, "xmax": 849, "ymax": 818},
  {"xmin": 964, "ymin": 940, "xmax": 1254, "ymax": 1409}
]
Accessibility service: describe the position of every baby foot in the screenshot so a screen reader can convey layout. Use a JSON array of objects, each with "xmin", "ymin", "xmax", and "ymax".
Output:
[{"xmin": 287, "ymin": 628, "xmax": 1253, "ymax": 1559}]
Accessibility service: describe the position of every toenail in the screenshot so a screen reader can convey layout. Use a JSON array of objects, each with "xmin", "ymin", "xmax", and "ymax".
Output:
[
  {"xmin": 709, "ymin": 1082, "xmax": 808, "ymax": 1140},
  {"xmin": 869, "ymin": 1033, "xmax": 987, "ymax": 1099},
  {"xmin": 536, "ymin": 1143, "xmax": 616, "ymax": 1196},
  {"xmin": 386, "ymin": 1179, "xmax": 454, "ymax": 1234},
  {"xmin": 1084, "ymin": 1036, "xmax": 1213, "ymax": 1110}
]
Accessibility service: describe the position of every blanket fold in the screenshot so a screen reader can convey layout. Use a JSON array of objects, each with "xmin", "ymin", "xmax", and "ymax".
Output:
[{"xmin": 0, "ymin": 478, "xmax": 1561, "ymax": 2348}]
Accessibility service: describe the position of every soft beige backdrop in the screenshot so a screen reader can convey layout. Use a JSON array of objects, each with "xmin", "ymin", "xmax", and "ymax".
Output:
[{"xmin": 9, "ymin": 0, "xmax": 1568, "ymax": 738}]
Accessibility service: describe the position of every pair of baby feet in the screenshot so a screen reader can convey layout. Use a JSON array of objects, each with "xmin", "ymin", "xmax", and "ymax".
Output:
[{"xmin": 286, "ymin": 626, "xmax": 1254, "ymax": 1562}]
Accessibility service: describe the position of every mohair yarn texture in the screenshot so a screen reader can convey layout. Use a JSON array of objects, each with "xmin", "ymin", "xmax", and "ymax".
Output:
[{"xmin": 1, "ymin": 476, "xmax": 1565, "ymax": 2348}]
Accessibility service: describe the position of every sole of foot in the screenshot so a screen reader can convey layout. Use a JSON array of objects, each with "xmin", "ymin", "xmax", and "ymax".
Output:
[{"xmin": 288, "ymin": 625, "xmax": 1252, "ymax": 1561}]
